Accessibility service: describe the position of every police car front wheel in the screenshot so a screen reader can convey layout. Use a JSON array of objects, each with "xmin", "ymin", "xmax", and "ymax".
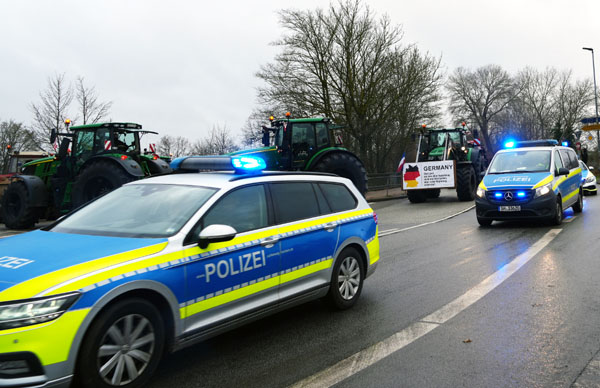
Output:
[
  {"xmin": 327, "ymin": 247, "xmax": 365, "ymax": 310},
  {"xmin": 76, "ymin": 298, "xmax": 166, "ymax": 388}
]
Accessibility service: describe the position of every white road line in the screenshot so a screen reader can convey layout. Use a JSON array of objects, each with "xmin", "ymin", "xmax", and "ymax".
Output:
[
  {"xmin": 289, "ymin": 228, "xmax": 561, "ymax": 388},
  {"xmin": 378, "ymin": 205, "xmax": 475, "ymax": 237}
]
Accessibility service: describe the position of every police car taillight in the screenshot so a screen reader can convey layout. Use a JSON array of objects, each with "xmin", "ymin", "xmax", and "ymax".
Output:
[{"xmin": 373, "ymin": 212, "xmax": 378, "ymax": 225}]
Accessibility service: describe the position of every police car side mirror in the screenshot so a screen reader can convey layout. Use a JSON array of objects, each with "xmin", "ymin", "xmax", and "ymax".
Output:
[
  {"xmin": 590, "ymin": 166, "xmax": 595, "ymax": 171},
  {"xmin": 558, "ymin": 167, "xmax": 569, "ymax": 176},
  {"xmin": 198, "ymin": 224, "xmax": 237, "ymax": 249}
]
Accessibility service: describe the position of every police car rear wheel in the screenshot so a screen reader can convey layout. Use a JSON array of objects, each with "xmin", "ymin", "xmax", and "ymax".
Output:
[
  {"xmin": 77, "ymin": 298, "xmax": 165, "ymax": 388},
  {"xmin": 573, "ymin": 190, "xmax": 583, "ymax": 213},
  {"xmin": 327, "ymin": 247, "xmax": 364, "ymax": 310}
]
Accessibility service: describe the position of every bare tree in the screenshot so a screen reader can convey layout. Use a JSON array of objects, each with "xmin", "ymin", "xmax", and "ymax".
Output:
[
  {"xmin": 0, "ymin": 120, "xmax": 36, "ymax": 173},
  {"xmin": 30, "ymin": 73, "xmax": 73, "ymax": 151},
  {"xmin": 191, "ymin": 125, "xmax": 238, "ymax": 155},
  {"xmin": 554, "ymin": 71, "xmax": 594, "ymax": 142},
  {"xmin": 157, "ymin": 135, "xmax": 191, "ymax": 158},
  {"xmin": 447, "ymin": 65, "xmax": 518, "ymax": 153},
  {"xmin": 75, "ymin": 76, "xmax": 112, "ymax": 124},
  {"xmin": 256, "ymin": 0, "xmax": 442, "ymax": 172},
  {"xmin": 514, "ymin": 67, "xmax": 559, "ymax": 139}
]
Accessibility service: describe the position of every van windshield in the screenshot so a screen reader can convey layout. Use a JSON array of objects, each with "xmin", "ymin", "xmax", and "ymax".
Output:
[{"xmin": 488, "ymin": 150, "xmax": 551, "ymax": 174}]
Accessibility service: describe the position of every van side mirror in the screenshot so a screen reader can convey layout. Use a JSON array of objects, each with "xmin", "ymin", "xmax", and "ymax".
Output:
[
  {"xmin": 558, "ymin": 167, "xmax": 569, "ymax": 176},
  {"xmin": 198, "ymin": 224, "xmax": 237, "ymax": 249},
  {"xmin": 590, "ymin": 166, "xmax": 595, "ymax": 171}
]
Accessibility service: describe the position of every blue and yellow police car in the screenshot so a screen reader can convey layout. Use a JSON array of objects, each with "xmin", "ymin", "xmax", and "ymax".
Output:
[
  {"xmin": 475, "ymin": 140, "xmax": 583, "ymax": 226},
  {"xmin": 0, "ymin": 156, "xmax": 379, "ymax": 388}
]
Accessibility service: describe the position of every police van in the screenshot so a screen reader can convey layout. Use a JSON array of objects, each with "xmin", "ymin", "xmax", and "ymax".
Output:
[
  {"xmin": 0, "ymin": 156, "xmax": 379, "ymax": 388},
  {"xmin": 475, "ymin": 140, "xmax": 583, "ymax": 226}
]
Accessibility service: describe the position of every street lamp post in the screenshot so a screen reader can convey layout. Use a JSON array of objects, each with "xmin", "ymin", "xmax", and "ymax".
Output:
[{"xmin": 583, "ymin": 47, "xmax": 600, "ymax": 162}]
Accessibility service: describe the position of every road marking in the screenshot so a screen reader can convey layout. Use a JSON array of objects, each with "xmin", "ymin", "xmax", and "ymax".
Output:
[
  {"xmin": 378, "ymin": 205, "xmax": 475, "ymax": 237},
  {"xmin": 289, "ymin": 228, "xmax": 561, "ymax": 388}
]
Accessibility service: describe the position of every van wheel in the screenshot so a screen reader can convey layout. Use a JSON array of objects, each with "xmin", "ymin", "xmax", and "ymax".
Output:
[
  {"xmin": 572, "ymin": 190, "xmax": 583, "ymax": 213},
  {"xmin": 551, "ymin": 198, "xmax": 563, "ymax": 225},
  {"xmin": 326, "ymin": 247, "xmax": 365, "ymax": 310},
  {"xmin": 477, "ymin": 217, "xmax": 492, "ymax": 227},
  {"xmin": 76, "ymin": 298, "xmax": 165, "ymax": 388}
]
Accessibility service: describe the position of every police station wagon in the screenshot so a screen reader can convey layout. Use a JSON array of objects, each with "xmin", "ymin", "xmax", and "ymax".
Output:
[
  {"xmin": 0, "ymin": 156, "xmax": 379, "ymax": 388},
  {"xmin": 475, "ymin": 140, "xmax": 583, "ymax": 226}
]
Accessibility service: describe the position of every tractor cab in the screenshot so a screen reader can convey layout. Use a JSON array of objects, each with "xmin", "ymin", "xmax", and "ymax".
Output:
[
  {"xmin": 262, "ymin": 116, "xmax": 339, "ymax": 170},
  {"xmin": 417, "ymin": 126, "xmax": 480, "ymax": 163}
]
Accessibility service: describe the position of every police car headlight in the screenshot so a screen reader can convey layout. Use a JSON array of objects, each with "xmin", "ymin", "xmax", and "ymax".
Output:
[
  {"xmin": 476, "ymin": 187, "xmax": 485, "ymax": 198},
  {"xmin": 0, "ymin": 292, "xmax": 80, "ymax": 330},
  {"xmin": 534, "ymin": 183, "xmax": 552, "ymax": 198},
  {"xmin": 586, "ymin": 175, "xmax": 595, "ymax": 183}
]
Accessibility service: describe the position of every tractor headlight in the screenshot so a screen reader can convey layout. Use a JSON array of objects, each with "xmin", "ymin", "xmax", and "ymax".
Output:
[
  {"xmin": 534, "ymin": 183, "xmax": 552, "ymax": 198},
  {"xmin": 476, "ymin": 187, "xmax": 485, "ymax": 198},
  {"xmin": 0, "ymin": 292, "xmax": 80, "ymax": 330}
]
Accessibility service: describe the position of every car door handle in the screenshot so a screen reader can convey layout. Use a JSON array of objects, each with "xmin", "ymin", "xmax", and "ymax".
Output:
[
  {"xmin": 324, "ymin": 222, "xmax": 337, "ymax": 231},
  {"xmin": 260, "ymin": 236, "xmax": 280, "ymax": 248}
]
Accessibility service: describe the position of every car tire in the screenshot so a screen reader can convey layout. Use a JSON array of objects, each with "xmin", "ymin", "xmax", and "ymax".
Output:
[
  {"xmin": 76, "ymin": 298, "xmax": 165, "ymax": 388},
  {"xmin": 0, "ymin": 181, "xmax": 42, "ymax": 229},
  {"xmin": 477, "ymin": 216, "xmax": 492, "ymax": 227},
  {"xmin": 326, "ymin": 247, "xmax": 365, "ymax": 310},
  {"xmin": 551, "ymin": 198, "xmax": 563, "ymax": 225},
  {"xmin": 572, "ymin": 190, "xmax": 583, "ymax": 213}
]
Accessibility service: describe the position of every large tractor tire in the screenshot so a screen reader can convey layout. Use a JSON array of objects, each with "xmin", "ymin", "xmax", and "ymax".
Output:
[
  {"xmin": 425, "ymin": 188, "xmax": 441, "ymax": 199},
  {"xmin": 312, "ymin": 152, "xmax": 368, "ymax": 196},
  {"xmin": 407, "ymin": 190, "xmax": 427, "ymax": 203},
  {"xmin": 1, "ymin": 181, "xmax": 42, "ymax": 229},
  {"xmin": 456, "ymin": 166, "xmax": 476, "ymax": 201},
  {"xmin": 71, "ymin": 160, "xmax": 137, "ymax": 208}
]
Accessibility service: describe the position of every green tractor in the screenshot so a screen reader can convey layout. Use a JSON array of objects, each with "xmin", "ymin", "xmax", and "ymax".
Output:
[
  {"xmin": 404, "ymin": 124, "xmax": 488, "ymax": 203},
  {"xmin": 233, "ymin": 116, "xmax": 368, "ymax": 194},
  {"xmin": 1, "ymin": 122, "xmax": 171, "ymax": 229}
]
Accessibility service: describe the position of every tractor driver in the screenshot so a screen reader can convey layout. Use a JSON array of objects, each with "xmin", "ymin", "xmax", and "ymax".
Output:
[{"xmin": 113, "ymin": 131, "xmax": 132, "ymax": 152}]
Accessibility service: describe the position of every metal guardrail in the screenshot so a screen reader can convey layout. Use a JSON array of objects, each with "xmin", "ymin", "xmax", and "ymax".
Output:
[{"xmin": 367, "ymin": 173, "xmax": 403, "ymax": 192}]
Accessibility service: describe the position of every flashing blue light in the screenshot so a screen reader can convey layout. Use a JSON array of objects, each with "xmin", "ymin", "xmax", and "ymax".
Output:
[
  {"xmin": 231, "ymin": 156, "xmax": 267, "ymax": 171},
  {"xmin": 517, "ymin": 191, "xmax": 526, "ymax": 198},
  {"xmin": 562, "ymin": 141, "xmax": 569, "ymax": 147},
  {"xmin": 494, "ymin": 192, "xmax": 503, "ymax": 198},
  {"xmin": 504, "ymin": 141, "xmax": 515, "ymax": 148}
]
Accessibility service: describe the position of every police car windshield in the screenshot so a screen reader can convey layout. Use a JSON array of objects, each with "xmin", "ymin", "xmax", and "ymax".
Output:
[
  {"xmin": 50, "ymin": 184, "xmax": 217, "ymax": 238},
  {"xmin": 488, "ymin": 150, "xmax": 551, "ymax": 174}
]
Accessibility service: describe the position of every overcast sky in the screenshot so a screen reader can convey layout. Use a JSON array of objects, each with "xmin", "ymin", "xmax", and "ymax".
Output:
[{"xmin": 1, "ymin": 0, "xmax": 598, "ymax": 146}]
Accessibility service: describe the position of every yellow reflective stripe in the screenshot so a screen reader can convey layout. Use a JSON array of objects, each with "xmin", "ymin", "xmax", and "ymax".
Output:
[
  {"xmin": 180, "ymin": 259, "xmax": 334, "ymax": 319},
  {"xmin": 367, "ymin": 234, "xmax": 380, "ymax": 265},
  {"xmin": 0, "ymin": 243, "xmax": 168, "ymax": 301},
  {"xmin": 553, "ymin": 177, "xmax": 566, "ymax": 191},
  {"xmin": 562, "ymin": 188, "xmax": 579, "ymax": 203},
  {"xmin": 532, "ymin": 174, "xmax": 553, "ymax": 189},
  {"xmin": 478, "ymin": 181, "xmax": 487, "ymax": 190},
  {"xmin": 280, "ymin": 259, "xmax": 333, "ymax": 284},
  {"xmin": 569, "ymin": 168, "xmax": 582, "ymax": 177},
  {"xmin": 182, "ymin": 277, "xmax": 279, "ymax": 319},
  {"xmin": 0, "ymin": 308, "xmax": 89, "ymax": 366}
]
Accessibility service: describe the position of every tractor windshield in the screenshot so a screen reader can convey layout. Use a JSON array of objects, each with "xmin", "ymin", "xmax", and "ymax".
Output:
[
  {"xmin": 488, "ymin": 150, "xmax": 551, "ymax": 174},
  {"xmin": 50, "ymin": 184, "xmax": 218, "ymax": 238}
]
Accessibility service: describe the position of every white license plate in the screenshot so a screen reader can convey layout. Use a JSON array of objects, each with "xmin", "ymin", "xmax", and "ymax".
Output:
[{"xmin": 499, "ymin": 205, "xmax": 521, "ymax": 212}]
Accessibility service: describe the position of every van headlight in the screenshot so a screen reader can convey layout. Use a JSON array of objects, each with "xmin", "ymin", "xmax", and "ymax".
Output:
[
  {"xmin": 476, "ymin": 187, "xmax": 485, "ymax": 198},
  {"xmin": 586, "ymin": 175, "xmax": 596, "ymax": 183},
  {"xmin": 0, "ymin": 292, "xmax": 80, "ymax": 330},
  {"xmin": 534, "ymin": 183, "xmax": 552, "ymax": 198}
]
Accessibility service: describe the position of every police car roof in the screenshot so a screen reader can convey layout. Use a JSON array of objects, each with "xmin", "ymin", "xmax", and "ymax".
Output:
[
  {"xmin": 496, "ymin": 145, "xmax": 570, "ymax": 154},
  {"xmin": 128, "ymin": 171, "xmax": 346, "ymax": 189}
]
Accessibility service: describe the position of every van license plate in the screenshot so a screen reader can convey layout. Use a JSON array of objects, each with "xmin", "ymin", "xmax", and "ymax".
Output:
[{"xmin": 499, "ymin": 206, "xmax": 521, "ymax": 212}]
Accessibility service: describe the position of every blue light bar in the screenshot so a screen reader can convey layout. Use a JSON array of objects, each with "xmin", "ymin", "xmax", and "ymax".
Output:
[
  {"xmin": 517, "ymin": 191, "xmax": 526, "ymax": 197},
  {"xmin": 231, "ymin": 156, "xmax": 266, "ymax": 171},
  {"xmin": 562, "ymin": 141, "xmax": 569, "ymax": 147},
  {"xmin": 504, "ymin": 141, "xmax": 515, "ymax": 149},
  {"xmin": 494, "ymin": 192, "xmax": 503, "ymax": 198}
]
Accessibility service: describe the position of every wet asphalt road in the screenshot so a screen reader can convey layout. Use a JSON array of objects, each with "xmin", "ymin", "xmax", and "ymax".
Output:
[{"xmin": 138, "ymin": 190, "xmax": 600, "ymax": 388}]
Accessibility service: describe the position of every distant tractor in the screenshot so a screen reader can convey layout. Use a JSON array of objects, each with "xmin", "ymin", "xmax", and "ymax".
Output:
[
  {"xmin": 403, "ymin": 124, "xmax": 488, "ymax": 203},
  {"xmin": 1, "ymin": 121, "xmax": 171, "ymax": 229},
  {"xmin": 230, "ymin": 115, "xmax": 368, "ymax": 194}
]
